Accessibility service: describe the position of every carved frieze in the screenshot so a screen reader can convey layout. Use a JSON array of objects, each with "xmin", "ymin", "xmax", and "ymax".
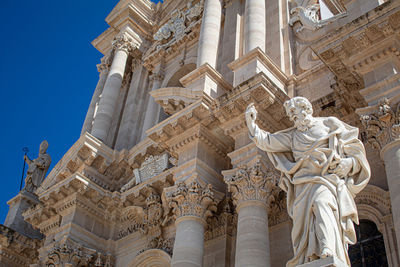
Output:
[
  {"xmin": 360, "ymin": 98, "xmax": 400, "ymax": 149},
  {"xmin": 0, "ymin": 225, "xmax": 42, "ymax": 266},
  {"xmin": 44, "ymin": 241, "xmax": 115, "ymax": 267}
]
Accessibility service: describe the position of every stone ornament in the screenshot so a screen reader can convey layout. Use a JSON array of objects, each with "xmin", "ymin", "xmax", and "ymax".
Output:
[
  {"xmin": 246, "ymin": 97, "xmax": 371, "ymax": 266},
  {"xmin": 121, "ymin": 153, "xmax": 170, "ymax": 192},
  {"xmin": 23, "ymin": 140, "xmax": 51, "ymax": 194},
  {"xmin": 289, "ymin": 0, "xmax": 346, "ymax": 33},
  {"xmin": 96, "ymin": 53, "xmax": 112, "ymax": 73},
  {"xmin": 225, "ymin": 162, "xmax": 278, "ymax": 207},
  {"xmin": 360, "ymin": 97, "xmax": 400, "ymax": 149},
  {"xmin": 153, "ymin": 0, "xmax": 203, "ymax": 49},
  {"xmin": 44, "ymin": 242, "xmax": 114, "ymax": 267},
  {"xmin": 0, "ymin": 225, "xmax": 41, "ymax": 266},
  {"xmin": 119, "ymin": 186, "xmax": 172, "ymax": 253},
  {"xmin": 165, "ymin": 179, "xmax": 217, "ymax": 222}
]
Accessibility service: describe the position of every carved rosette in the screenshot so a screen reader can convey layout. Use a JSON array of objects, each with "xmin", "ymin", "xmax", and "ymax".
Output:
[
  {"xmin": 112, "ymin": 34, "xmax": 134, "ymax": 54},
  {"xmin": 225, "ymin": 162, "xmax": 278, "ymax": 208},
  {"xmin": 360, "ymin": 98, "xmax": 400, "ymax": 149},
  {"xmin": 165, "ymin": 180, "xmax": 217, "ymax": 223}
]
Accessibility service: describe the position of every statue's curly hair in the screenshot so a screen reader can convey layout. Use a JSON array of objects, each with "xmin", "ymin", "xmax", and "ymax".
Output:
[{"xmin": 283, "ymin": 97, "xmax": 313, "ymax": 115}]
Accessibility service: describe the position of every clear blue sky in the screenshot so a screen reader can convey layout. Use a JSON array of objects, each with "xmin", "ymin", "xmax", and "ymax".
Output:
[{"xmin": 0, "ymin": 0, "xmax": 160, "ymax": 223}]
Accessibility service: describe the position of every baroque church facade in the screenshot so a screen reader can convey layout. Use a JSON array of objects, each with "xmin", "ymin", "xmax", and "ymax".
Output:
[{"xmin": 1, "ymin": 0, "xmax": 400, "ymax": 266}]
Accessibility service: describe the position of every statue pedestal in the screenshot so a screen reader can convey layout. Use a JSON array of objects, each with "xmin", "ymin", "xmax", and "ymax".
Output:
[
  {"xmin": 296, "ymin": 256, "xmax": 348, "ymax": 267},
  {"xmin": 4, "ymin": 190, "xmax": 43, "ymax": 239}
]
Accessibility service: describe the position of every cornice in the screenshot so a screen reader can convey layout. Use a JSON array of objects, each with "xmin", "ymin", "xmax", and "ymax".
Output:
[
  {"xmin": 212, "ymin": 72, "xmax": 291, "ymax": 132},
  {"xmin": 228, "ymin": 48, "xmax": 289, "ymax": 90}
]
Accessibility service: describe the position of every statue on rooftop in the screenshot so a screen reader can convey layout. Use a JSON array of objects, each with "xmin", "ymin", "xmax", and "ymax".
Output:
[
  {"xmin": 23, "ymin": 140, "xmax": 51, "ymax": 193},
  {"xmin": 246, "ymin": 97, "xmax": 370, "ymax": 266}
]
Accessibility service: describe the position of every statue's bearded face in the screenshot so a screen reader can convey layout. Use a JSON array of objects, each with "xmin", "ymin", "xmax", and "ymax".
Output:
[{"xmin": 284, "ymin": 97, "xmax": 314, "ymax": 131}]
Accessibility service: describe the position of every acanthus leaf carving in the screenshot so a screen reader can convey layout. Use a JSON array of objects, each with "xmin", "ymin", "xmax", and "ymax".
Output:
[
  {"xmin": 360, "ymin": 98, "xmax": 400, "ymax": 149},
  {"xmin": 165, "ymin": 179, "xmax": 217, "ymax": 221},
  {"xmin": 225, "ymin": 162, "xmax": 278, "ymax": 206},
  {"xmin": 112, "ymin": 34, "xmax": 135, "ymax": 54},
  {"xmin": 44, "ymin": 241, "xmax": 115, "ymax": 267}
]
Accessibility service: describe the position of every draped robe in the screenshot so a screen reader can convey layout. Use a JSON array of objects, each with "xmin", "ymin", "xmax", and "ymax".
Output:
[{"xmin": 250, "ymin": 116, "xmax": 370, "ymax": 266}]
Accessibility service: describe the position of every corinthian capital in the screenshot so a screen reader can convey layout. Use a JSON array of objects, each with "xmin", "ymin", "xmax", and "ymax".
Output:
[
  {"xmin": 165, "ymin": 180, "xmax": 217, "ymax": 222},
  {"xmin": 225, "ymin": 162, "xmax": 278, "ymax": 207},
  {"xmin": 360, "ymin": 97, "xmax": 400, "ymax": 149},
  {"xmin": 112, "ymin": 34, "xmax": 134, "ymax": 53}
]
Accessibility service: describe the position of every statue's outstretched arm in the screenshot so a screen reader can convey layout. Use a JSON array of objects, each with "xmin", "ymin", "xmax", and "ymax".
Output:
[{"xmin": 245, "ymin": 104, "xmax": 292, "ymax": 152}]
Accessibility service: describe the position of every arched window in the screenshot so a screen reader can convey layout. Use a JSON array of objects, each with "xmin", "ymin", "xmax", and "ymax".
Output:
[{"xmin": 349, "ymin": 219, "xmax": 388, "ymax": 267}]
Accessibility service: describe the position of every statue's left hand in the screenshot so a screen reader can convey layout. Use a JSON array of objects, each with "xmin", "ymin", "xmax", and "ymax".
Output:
[{"xmin": 329, "ymin": 157, "xmax": 353, "ymax": 178}]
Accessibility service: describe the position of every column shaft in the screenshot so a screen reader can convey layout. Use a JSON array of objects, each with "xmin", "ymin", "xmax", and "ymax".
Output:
[
  {"xmin": 140, "ymin": 75, "xmax": 163, "ymax": 140},
  {"xmin": 235, "ymin": 201, "xmax": 271, "ymax": 267},
  {"xmin": 81, "ymin": 68, "xmax": 109, "ymax": 135},
  {"xmin": 382, "ymin": 141, "xmax": 400, "ymax": 247},
  {"xmin": 244, "ymin": 0, "xmax": 266, "ymax": 53},
  {"xmin": 172, "ymin": 218, "xmax": 205, "ymax": 267},
  {"xmin": 91, "ymin": 49, "xmax": 129, "ymax": 141},
  {"xmin": 196, "ymin": 0, "xmax": 222, "ymax": 68}
]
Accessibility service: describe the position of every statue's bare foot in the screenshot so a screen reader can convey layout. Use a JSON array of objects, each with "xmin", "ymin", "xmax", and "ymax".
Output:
[{"xmin": 321, "ymin": 248, "xmax": 334, "ymax": 258}]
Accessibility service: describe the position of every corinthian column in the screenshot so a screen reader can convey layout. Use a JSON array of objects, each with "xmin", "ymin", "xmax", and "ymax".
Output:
[
  {"xmin": 140, "ymin": 72, "xmax": 164, "ymax": 140},
  {"xmin": 244, "ymin": 0, "xmax": 266, "ymax": 52},
  {"xmin": 225, "ymin": 162, "xmax": 276, "ymax": 267},
  {"xmin": 196, "ymin": 0, "xmax": 222, "ymax": 68},
  {"xmin": 81, "ymin": 56, "xmax": 111, "ymax": 135},
  {"xmin": 91, "ymin": 34, "xmax": 134, "ymax": 142},
  {"xmin": 166, "ymin": 180, "xmax": 217, "ymax": 267},
  {"xmin": 360, "ymin": 98, "xmax": 400, "ymax": 246}
]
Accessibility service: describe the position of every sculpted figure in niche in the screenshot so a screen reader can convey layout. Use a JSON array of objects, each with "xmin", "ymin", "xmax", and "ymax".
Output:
[
  {"xmin": 246, "ymin": 97, "xmax": 370, "ymax": 266},
  {"xmin": 23, "ymin": 140, "xmax": 51, "ymax": 193}
]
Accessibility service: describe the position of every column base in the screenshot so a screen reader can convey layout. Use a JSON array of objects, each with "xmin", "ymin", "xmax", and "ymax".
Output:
[
  {"xmin": 296, "ymin": 256, "xmax": 348, "ymax": 267},
  {"xmin": 228, "ymin": 47, "xmax": 288, "ymax": 90},
  {"xmin": 180, "ymin": 63, "xmax": 232, "ymax": 98}
]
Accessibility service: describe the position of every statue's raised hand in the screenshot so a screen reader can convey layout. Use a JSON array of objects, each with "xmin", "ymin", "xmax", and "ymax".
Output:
[{"xmin": 245, "ymin": 103, "xmax": 258, "ymax": 136}]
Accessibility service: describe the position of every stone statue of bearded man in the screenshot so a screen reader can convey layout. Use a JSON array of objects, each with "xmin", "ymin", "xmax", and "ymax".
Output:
[{"xmin": 245, "ymin": 97, "xmax": 370, "ymax": 266}]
